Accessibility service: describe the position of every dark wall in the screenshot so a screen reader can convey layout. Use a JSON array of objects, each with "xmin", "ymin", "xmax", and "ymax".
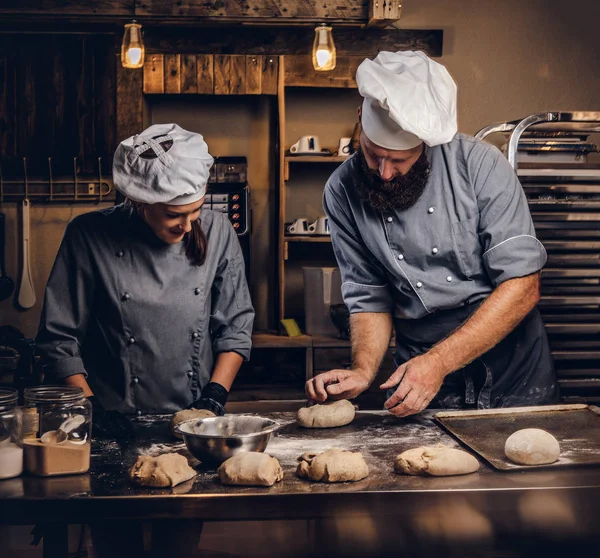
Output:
[{"xmin": 0, "ymin": 34, "xmax": 117, "ymax": 177}]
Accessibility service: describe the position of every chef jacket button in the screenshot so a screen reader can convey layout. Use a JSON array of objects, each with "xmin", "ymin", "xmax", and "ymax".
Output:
[
  {"xmin": 116, "ymin": 250, "xmax": 124, "ymax": 258},
  {"xmin": 446, "ymin": 276, "xmax": 453, "ymax": 282},
  {"xmin": 128, "ymin": 336, "xmax": 136, "ymax": 345},
  {"xmin": 397, "ymin": 254, "xmax": 404, "ymax": 260},
  {"xmin": 428, "ymin": 207, "xmax": 435, "ymax": 214},
  {"xmin": 386, "ymin": 216, "xmax": 393, "ymax": 223},
  {"xmin": 194, "ymin": 288, "xmax": 201, "ymax": 295},
  {"xmin": 122, "ymin": 292, "xmax": 130, "ymax": 301},
  {"xmin": 432, "ymin": 247, "xmax": 439, "ymax": 254},
  {"xmin": 192, "ymin": 332, "xmax": 199, "ymax": 339},
  {"xmin": 416, "ymin": 282, "xmax": 423, "ymax": 288},
  {"xmin": 187, "ymin": 371, "xmax": 193, "ymax": 378},
  {"xmin": 136, "ymin": 409, "xmax": 142, "ymax": 416},
  {"xmin": 132, "ymin": 376, "xmax": 139, "ymax": 384}
]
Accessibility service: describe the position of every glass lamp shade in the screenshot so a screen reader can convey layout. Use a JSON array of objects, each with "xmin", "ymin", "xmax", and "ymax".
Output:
[
  {"xmin": 121, "ymin": 22, "xmax": 145, "ymax": 69},
  {"xmin": 312, "ymin": 24, "xmax": 336, "ymax": 72}
]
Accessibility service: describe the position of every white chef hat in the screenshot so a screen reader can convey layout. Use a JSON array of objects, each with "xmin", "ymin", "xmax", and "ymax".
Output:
[
  {"xmin": 113, "ymin": 123, "xmax": 214, "ymax": 205},
  {"xmin": 356, "ymin": 51, "xmax": 458, "ymax": 150}
]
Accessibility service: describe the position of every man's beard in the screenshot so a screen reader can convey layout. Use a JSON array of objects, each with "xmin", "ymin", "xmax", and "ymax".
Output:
[{"xmin": 353, "ymin": 148, "xmax": 431, "ymax": 212}]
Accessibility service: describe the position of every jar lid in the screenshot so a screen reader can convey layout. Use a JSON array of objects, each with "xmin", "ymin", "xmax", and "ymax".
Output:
[
  {"xmin": 0, "ymin": 388, "xmax": 18, "ymax": 406},
  {"xmin": 24, "ymin": 385, "xmax": 84, "ymax": 404}
]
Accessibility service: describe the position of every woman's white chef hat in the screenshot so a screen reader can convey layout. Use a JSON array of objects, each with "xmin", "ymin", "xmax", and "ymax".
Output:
[
  {"xmin": 356, "ymin": 51, "xmax": 458, "ymax": 150},
  {"xmin": 113, "ymin": 123, "xmax": 214, "ymax": 205}
]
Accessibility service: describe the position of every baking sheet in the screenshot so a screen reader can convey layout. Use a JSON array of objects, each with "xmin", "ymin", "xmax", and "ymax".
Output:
[{"xmin": 434, "ymin": 404, "xmax": 600, "ymax": 471}]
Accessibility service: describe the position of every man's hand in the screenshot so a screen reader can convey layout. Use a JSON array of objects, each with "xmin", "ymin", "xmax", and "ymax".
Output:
[
  {"xmin": 305, "ymin": 369, "xmax": 371, "ymax": 403},
  {"xmin": 380, "ymin": 353, "xmax": 447, "ymax": 417}
]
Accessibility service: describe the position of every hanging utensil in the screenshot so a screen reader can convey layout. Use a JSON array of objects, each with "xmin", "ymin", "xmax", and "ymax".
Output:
[
  {"xmin": 18, "ymin": 158, "xmax": 35, "ymax": 309},
  {"xmin": 0, "ymin": 166, "xmax": 14, "ymax": 301}
]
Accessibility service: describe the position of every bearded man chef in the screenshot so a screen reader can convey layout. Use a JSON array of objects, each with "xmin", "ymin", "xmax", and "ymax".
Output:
[
  {"xmin": 305, "ymin": 51, "xmax": 559, "ymax": 417},
  {"xmin": 36, "ymin": 123, "xmax": 254, "ymax": 439}
]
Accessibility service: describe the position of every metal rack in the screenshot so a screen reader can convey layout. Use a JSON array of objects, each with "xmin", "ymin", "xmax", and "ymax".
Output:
[
  {"xmin": 0, "ymin": 157, "xmax": 115, "ymax": 203},
  {"xmin": 476, "ymin": 111, "xmax": 600, "ymax": 404}
]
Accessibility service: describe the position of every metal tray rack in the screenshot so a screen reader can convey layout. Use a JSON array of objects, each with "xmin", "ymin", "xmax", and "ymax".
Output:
[{"xmin": 476, "ymin": 112, "xmax": 600, "ymax": 404}]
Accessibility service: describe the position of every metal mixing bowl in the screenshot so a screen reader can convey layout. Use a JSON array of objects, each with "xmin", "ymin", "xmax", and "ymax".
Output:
[{"xmin": 176, "ymin": 415, "xmax": 280, "ymax": 465}]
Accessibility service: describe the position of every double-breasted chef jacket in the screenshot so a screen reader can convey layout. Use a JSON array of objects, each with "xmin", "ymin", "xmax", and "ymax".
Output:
[
  {"xmin": 324, "ymin": 133, "xmax": 559, "ymax": 408},
  {"xmin": 36, "ymin": 204, "xmax": 254, "ymax": 415}
]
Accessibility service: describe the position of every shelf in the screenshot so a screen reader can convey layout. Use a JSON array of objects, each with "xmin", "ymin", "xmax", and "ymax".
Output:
[
  {"xmin": 285, "ymin": 156, "xmax": 348, "ymax": 163},
  {"xmin": 284, "ymin": 236, "xmax": 332, "ymax": 243}
]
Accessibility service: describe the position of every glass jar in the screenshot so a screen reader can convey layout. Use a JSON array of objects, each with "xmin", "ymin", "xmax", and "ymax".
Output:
[
  {"xmin": 0, "ymin": 388, "xmax": 23, "ymax": 480},
  {"xmin": 23, "ymin": 386, "xmax": 92, "ymax": 476}
]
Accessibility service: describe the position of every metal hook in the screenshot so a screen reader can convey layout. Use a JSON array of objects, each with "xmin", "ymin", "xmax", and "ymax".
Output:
[
  {"xmin": 48, "ymin": 157, "xmax": 54, "ymax": 201},
  {"xmin": 23, "ymin": 157, "xmax": 29, "ymax": 200},
  {"xmin": 73, "ymin": 157, "xmax": 78, "ymax": 200}
]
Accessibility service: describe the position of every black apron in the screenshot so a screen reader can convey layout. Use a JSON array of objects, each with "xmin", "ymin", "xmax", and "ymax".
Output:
[{"xmin": 392, "ymin": 303, "xmax": 560, "ymax": 409}]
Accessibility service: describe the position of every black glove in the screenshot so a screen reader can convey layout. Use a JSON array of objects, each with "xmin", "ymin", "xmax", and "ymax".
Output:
[
  {"xmin": 89, "ymin": 396, "xmax": 135, "ymax": 441},
  {"xmin": 189, "ymin": 382, "xmax": 228, "ymax": 416}
]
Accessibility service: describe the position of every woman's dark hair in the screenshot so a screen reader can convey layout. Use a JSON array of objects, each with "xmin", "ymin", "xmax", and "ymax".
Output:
[
  {"xmin": 186, "ymin": 219, "xmax": 208, "ymax": 266},
  {"xmin": 130, "ymin": 135, "xmax": 208, "ymax": 266}
]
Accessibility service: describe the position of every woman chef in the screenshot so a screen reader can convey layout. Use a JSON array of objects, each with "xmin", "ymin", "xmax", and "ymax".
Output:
[{"xmin": 36, "ymin": 123, "xmax": 254, "ymax": 439}]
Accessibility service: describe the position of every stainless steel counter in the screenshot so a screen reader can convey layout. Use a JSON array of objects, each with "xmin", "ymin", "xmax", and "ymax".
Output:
[{"xmin": 2, "ymin": 411, "xmax": 600, "ymax": 557}]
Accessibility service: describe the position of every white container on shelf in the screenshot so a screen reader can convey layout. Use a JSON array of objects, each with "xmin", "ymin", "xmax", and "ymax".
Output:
[{"xmin": 302, "ymin": 266, "xmax": 343, "ymax": 336}]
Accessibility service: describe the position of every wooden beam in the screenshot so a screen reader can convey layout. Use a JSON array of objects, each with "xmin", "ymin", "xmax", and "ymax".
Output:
[
  {"xmin": 367, "ymin": 0, "xmax": 402, "ymax": 28},
  {"xmin": 136, "ymin": 0, "xmax": 367, "ymax": 22},
  {"xmin": 142, "ymin": 27, "xmax": 443, "ymax": 57},
  {"xmin": 284, "ymin": 55, "xmax": 361, "ymax": 88},
  {"xmin": 181, "ymin": 54, "xmax": 197, "ymax": 93},
  {"xmin": 245, "ymin": 55, "xmax": 262, "ymax": 95},
  {"xmin": 0, "ymin": 1, "xmax": 134, "ymax": 16},
  {"xmin": 164, "ymin": 54, "xmax": 181, "ymax": 93},
  {"xmin": 214, "ymin": 55, "xmax": 231, "ymax": 95}
]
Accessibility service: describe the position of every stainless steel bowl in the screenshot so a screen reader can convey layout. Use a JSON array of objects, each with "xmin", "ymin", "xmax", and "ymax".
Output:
[{"xmin": 176, "ymin": 415, "xmax": 280, "ymax": 465}]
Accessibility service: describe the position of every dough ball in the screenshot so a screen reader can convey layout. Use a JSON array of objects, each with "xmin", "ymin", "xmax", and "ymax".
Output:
[
  {"xmin": 504, "ymin": 428, "xmax": 560, "ymax": 465},
  {"xmin": 218, "ymin": 451, "xmax": 283, "ymax": 487},
  {"xmin": 297, "ymin": 400, "xmax": 355, "ymax": 428},
  {"xmin": 296, "ymin": 448, "xmax": 369, "ymax": 483},
  {"xmin": 129, "ymin": 453, "xmax": 196, "ymax": 488},
  {"xmin": 394, "ymin": 445, "xmax": 480, "ymax": 476},
  {"xmin": 169, "ymin": 409, "xmax": 216, "ymax": 439}
]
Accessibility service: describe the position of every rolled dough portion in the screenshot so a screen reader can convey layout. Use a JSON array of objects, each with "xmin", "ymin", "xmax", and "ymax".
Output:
[
  {"xmin": 129, "ymin": 453, "xmax": 196, "ymax": 487},
  {"xmin": 394, "ymin": 446, "xmax": 480, "ymax": 476},
  {"xmin": 297, "ymin": 400, "xmax": 355, "ymax": 428},
  {"xmin": 169, "ymin": 409, "xmax": 216, "ymax": 439},
  {"xmin": 504, "ymin": 428, "xmax": 560, "ymax": 465},
  {"xmin": 218, "ymin": 452, "xmax": 283, "ymax": 487},
  {"xmin": 296, "ymin": 448, "xmax": 369, "ymax": 482}
]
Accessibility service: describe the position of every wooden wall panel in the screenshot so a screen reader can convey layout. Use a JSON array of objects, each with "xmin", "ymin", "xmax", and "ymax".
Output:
[
  {"xmin": 261, "ymin": 56, "xmax": 278, "ymax": 95},
  {"xmin": 164, "ymin": 54, "xmax": 181, "ymax": 94},
  {"xmin": 214, "ymin": 55, "xmax": 231, "ymax": 95},
  {"xmin": 284, "ymin": 55, "xmax": 361, "ymax": 88},
  {"xmin": 196, "ymin": 55, "xmax": 214, "ymax": 94},
  {"xmin": 230, "ymin": 55, "xmax": 246, "ymax": 95},
  {"xmin": 116, "ymin": 63, "xmax": 143, "ymax": 144},
  {"xmin": 0, "ymin": 37, "xmax": 17, "ymax": 159},
  {"xmin": 181, "ymin": 54, "xmax": 197, "ymax": 93},
  {"xmin": 143, "ymin": 54, "xmax": 165, "ymax": 94},
  {"xmin": 0, "ymin": 1, "xmax": 134, "ymax": 16},
  {"xmin": 245, "ymin": 55, "xmax": 262, "ymax": 95},
  {"xmin": 93, "ymin": 36, "xmax": 117, "ymax": 174}
]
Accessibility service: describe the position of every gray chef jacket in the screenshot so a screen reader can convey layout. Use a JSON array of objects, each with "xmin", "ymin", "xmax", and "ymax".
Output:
[
  {"xmin": 324, "ymin": 133, "xmax": 547, "ymax": 318},
  {"xmin": 36, "ymin": 204, "xmax": 254, "ymax": 415}
]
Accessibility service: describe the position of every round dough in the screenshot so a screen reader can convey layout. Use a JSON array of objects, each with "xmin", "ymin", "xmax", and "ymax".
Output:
[
  {"xmin": 297, "ymin": 448, "xmax": 369, "ymax": 482},
  {"xmin": 218, "ymin": 452, "xmax": 283, "ymax": 487},
  {"xmin": 504, "ymin": 428, "xmax": 560, "ymax": 465},
  {"xmin": 297, "ymin": 400, "xmax": 355, "ymax": 428},
  {"xmin": 169, "ymin": 409, "xmax": 216, "ymax": 439},
  {"xmin": 394, "ymin": 446, "xmax": 480, "ymax": 476},
  {"xmin": 129, "ymin": 453, "xmax": 196, "ymax": 487}
]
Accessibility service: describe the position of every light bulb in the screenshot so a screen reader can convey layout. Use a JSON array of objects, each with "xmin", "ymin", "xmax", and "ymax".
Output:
[
  {"xmin": 312, "ymin": 24, "xmax": 336, "ymax": 72},
  {"xmin": 121, "ymin": 21, "xmax": 145, "ymax": 69}
]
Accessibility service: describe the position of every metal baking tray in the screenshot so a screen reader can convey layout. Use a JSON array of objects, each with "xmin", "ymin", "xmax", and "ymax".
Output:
[{"xmin": 434, "ymin": 404, "xmax": 600, "ymax": 471}]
